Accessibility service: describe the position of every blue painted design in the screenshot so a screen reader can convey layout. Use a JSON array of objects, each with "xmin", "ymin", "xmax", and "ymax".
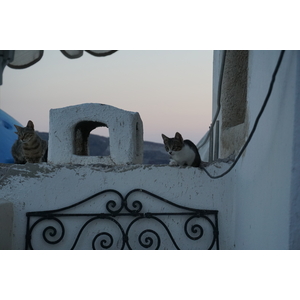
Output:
[{"xmin": 0, "ymin": 109, "xmax": 23, "ymax": 163}]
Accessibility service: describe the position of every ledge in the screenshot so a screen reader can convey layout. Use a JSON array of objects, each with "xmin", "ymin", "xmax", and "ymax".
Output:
[{"xmin": 0, "ymin": 159, "xmax": 234, "ymax": 185}]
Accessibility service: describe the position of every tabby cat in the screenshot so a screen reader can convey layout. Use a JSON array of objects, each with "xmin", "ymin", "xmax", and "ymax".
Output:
[
  {"xmin": 11, "ymin": 120, "xmax": 48, "ymax": 163},
  {"xmin": 161, "ymin": 132, "xmax": 201, "ymax": 167}
]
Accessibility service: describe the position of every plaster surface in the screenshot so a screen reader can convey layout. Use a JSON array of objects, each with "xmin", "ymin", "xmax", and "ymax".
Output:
[
  {"xmin": 212, "ymin": 50, "xmax": 298, "ymax": 249},
  {"xmin": 49, "ymin": 103, "xmax": 143, "ymax": 165},
  {"xmin": 0, "ymin": 162, "xmax": 234, "ymax": 250}
]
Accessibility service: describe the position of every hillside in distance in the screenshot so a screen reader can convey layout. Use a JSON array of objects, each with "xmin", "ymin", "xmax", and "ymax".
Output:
[{"xmin": 37, "ymin": 132, "xmax": 169, "ymax": 165}]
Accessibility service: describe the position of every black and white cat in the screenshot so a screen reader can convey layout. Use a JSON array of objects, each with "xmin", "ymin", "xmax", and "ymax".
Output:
[{"xmin": 161, "ymin": 132, "xmax": 201, "ymax": 167}]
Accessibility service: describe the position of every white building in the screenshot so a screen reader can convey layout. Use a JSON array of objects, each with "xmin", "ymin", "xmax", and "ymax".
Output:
[{"xmin": 0, "ymin": 50, "xmax": 299, "ymax": 249}]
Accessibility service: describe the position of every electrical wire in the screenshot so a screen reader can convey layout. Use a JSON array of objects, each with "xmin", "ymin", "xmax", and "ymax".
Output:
[{"xmin": 202, "ymin": 50, "xmax": 286, "ymax": 179}]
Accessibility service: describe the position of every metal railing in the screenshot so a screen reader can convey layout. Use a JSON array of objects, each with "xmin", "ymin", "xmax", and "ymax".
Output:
[{"xmin": 25, "ymin": 189, "xmax": 219, "ymax": 250}]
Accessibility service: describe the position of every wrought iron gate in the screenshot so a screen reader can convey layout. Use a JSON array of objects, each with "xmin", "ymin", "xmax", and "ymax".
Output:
[{"xmin": 25, "ymin": 189, "xmax": 219, "ymax": 250}]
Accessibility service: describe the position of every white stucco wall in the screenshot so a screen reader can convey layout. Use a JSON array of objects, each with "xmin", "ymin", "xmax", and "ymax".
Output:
[
  {"xmin": 0, "ymin": 162, "xmax": 234, "ymax": 250},
  {"xmin": 212, "ymin": 50, "xmax": 300, "ymax": 249},
  {"xmin": 49, "ymin": 103, "xmax": 143, "ymax": 165}
]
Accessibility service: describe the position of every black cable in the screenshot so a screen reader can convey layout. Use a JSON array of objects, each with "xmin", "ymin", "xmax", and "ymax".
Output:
[{"xmin": 202, "ymin": 50, "xmax": 286, "ymax": 179}]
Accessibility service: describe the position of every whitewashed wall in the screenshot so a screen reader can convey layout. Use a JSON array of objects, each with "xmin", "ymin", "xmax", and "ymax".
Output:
[
  {"xmin": 0, "ymin": 162, "xmax": 234, "ymax": 250},
  {"xmin": 1, "ymin": 50, "xmax": 299, "ymax": 250},
  {"xmin": 212, "ymin": 50, "xmax": 300, "ymax": 249}
]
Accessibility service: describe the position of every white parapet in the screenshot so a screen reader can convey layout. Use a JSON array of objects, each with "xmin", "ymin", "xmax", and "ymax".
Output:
[{"xmin": 48, "ymin": 103, "xmax": 143, "ymax": 165}]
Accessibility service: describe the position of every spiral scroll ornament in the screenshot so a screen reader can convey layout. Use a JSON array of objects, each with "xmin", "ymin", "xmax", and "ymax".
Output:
[
  {"xmin": 184, "ymin": 216, "xmax": 204, "ymax": 240},
  {"xmin": 138, "ymin": 229, "xmax": 161, "ymax": 250},
  {"xmin": 105, "ymin": 190, "xmax": 124, "ymax": 214},
  {"xmin": 92, "ymin": 233, "xmax": 114, "ymax": 250},
  {"xmin": 27, "ymin": 217, "xmax": 65, "ymax": 249},
  {"xmin": 125, "ymin": 199, "xmax": 143, "ymax": 215}
]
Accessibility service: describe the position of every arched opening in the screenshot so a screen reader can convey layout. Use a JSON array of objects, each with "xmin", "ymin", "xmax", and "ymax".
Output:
[
  {"xmin": 74, "ymin": 121, "xmax": 110, "ymax": 156},
  {"xmin": 89, "ymin": 126, "xmax": 110, "ymax": 156}
]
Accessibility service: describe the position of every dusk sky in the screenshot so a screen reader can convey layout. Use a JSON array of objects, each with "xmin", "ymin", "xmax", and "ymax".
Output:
[{"xmin": 0, "ymin": 50, "xmax": 213, "ymax": 144}]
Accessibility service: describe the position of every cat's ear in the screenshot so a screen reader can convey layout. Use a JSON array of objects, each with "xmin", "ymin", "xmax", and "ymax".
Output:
[
  {"xmin": 175, "ymin": 132, "xmax": 183, "ymax": 142},
  {"xmin": 27, "ymin": 120, "xmax": 34, "ymax": 129},
  {"xmin": 161, "ymin": 134, "xmax": 168, "ymax": 142},
  {"xmin": 14, "ymin": 125, "xmax": 22, "ymax": 133}
]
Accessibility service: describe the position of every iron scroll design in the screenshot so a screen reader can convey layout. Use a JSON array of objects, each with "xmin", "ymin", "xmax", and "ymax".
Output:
[{"xmin": 25, "ymin": 189, "xmax": 219, "ymax": 250}]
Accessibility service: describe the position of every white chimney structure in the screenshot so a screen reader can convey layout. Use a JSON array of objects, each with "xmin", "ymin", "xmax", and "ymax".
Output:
[{"xmin": 48, "ymin": 103, "xmax": 143, "ymax": 165}]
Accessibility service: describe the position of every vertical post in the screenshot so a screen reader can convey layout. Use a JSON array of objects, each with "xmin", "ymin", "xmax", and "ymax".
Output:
[
  {"xmin": 209, "ymin": 125, "xmax": 214, "ymax": 162},
  {"xmin": 214, "ymin": 120, "xmax": 219, "ymax": 160}
]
